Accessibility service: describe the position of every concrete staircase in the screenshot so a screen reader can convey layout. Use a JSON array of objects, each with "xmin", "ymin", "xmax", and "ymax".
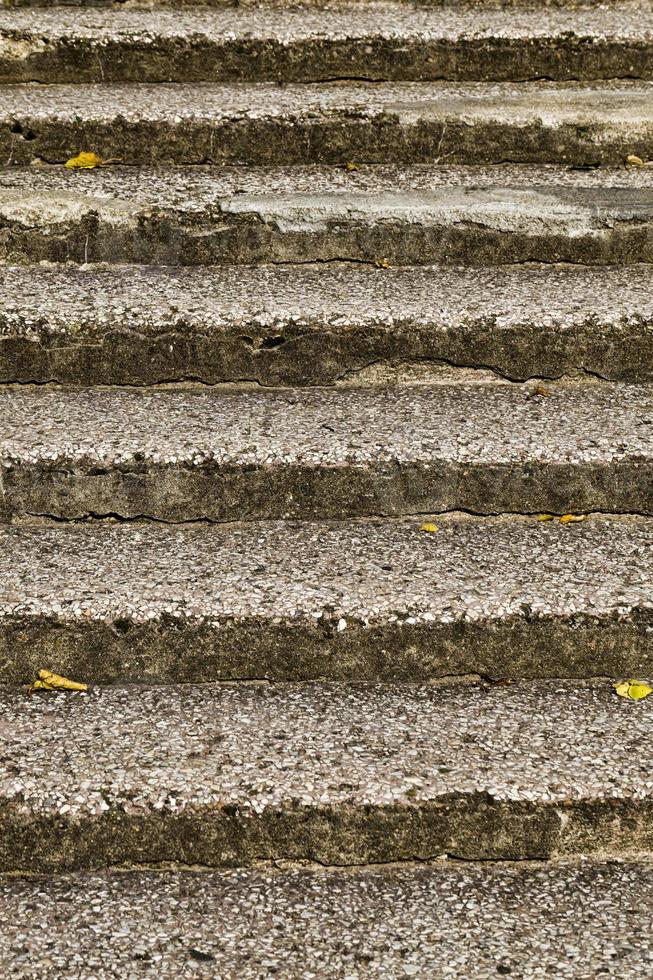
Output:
[{"xmin": 0, "ymin": 0, "xmax": 652, "ymax": 975}]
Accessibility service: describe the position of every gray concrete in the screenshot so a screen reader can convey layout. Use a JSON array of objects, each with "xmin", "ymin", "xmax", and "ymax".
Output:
[
  {"xmin": 1, "ymin": 681, "xmax": 653, "ymax": 870},
  {"xmin": 2, "ymin": 861, "xmax": 653, "ymax": 977},
  {"xmin": 3, "ymin": 80, "xmax": 653, "ymax": 166},
  {"xmin": 2, "ymin": 262, "xmax": 652, "ymax": 384},
  {"xmin": 0, "ymin": 516, "xmax": 651, "ymax": 682},
  {"xmin": 0, "ymin": 2, "xmax": 651, "ymax": 82},
  {"xmin": 1, "ymin": 164, "xmax": 652, "ymax": 265},
  {"xmin": 1, "ymin": 382, "xmax": 652, "ymax": 521}
]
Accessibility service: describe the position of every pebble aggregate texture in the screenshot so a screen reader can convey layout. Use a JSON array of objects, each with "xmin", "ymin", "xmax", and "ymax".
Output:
[
  {"xmin": 2, "ymin": 263, "xmax": 653, "ymax": 384},
  {"xmin": 0, "ymin": 517, "xmax": 651, "ymax": 682},
  {"xmin": 2, "ymin": 861, "xmax": 653, "ymax": 978},
  {"xmin": 1, "ymin": 682, "xmax": 653, "ymax": 870},
  {"xmin": 4, "ymin": 80, "xmax": 653, "ymax": 166},
  {"xmin": 0, "ymin": 382, "xmax": 652, "ymax": 520},
  {"xmin": 1, "ymin": 1, "xmax": 651, "ymax": 82},
  {"xmin": 1, "ymin": 164, "xmax": 652, "ymax": 265}
]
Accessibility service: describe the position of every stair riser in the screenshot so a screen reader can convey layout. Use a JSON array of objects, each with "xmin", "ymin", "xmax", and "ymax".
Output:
[
  {"xmin": 2, "ymin": 797, "xmax": 653, "ymax": 873},
  {"xmin": 3, "ymin": 215, "xmax": 653, "ymax": 266},
  {"xmin": 3, "ymin": 318, "xmax": 652, "ymax": 385},
  {"xmin": 3, "ymin": 37, "xmax": 651, "ymax": 84},
  {"xmin": 2, "ymin": 461, "xmax": 652, "ymax": 522},
  {"xmin": 1, "ymin": 614, "xmax": 651, "ymax": 684},
  {"xmin": 5, "ymin": 116, "xmax": 652, "ymax": 167}
]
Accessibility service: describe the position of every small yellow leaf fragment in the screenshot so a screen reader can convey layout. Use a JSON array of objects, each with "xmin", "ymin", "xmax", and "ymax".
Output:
[
  {"xmin": 614, "ymin": 679, "xmax": 653, "ymax": 701},
  {"xmin": 529, "ymin": 384, "xmax": 550, "ymax": 398},
  {"xmin": 64, "ymin": 152, "xmax": 120, "ymax": 170},
  {"xmin": 344, "ymin": 161, "xmax": 359, "ymax": 172},
  {"xmin": 419, "ymin": 523, "xmax": 439, "ymax": 533},
  {"xmin": 626, "ymin": 154, "xmax": 645, "ymax": 167},
  {"xmin": 559, "ymin": 514, "xmax": 587, "ymax": 525},
  {"xmin": 34, "ymin": 669, "xmax": 88, "ymax": 692},
  {"xmin": 374, "ymin": 258, "xmax": 390, "ymax": 269},
  {"xmin": 538, "ymin": 514, "xmax": 555, "ymax": 522}
]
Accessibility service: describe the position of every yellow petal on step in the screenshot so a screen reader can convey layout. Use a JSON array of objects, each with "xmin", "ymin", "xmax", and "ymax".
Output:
[
  {"xmin": 65, "ymin": 152, "xmax": 106, "ymax": 169},
  {"xmin": 538, "ymin": 514, "xmax": 555, "ymax": 522},
  {"xmin": 37, "ymin": 669, "xmax": 88, "ymax": 691},
  {"xmin": 345, "ymin": 161, "xmax": 359, "ymax": 171},
  {"xmin": 614, "ymin": 679, "xmax": 653, "ymax": 701},
  {"xmin": 374, "ymin": 258, "xmax": 390, "ymax": 269},
  {"xmin": 626, "ymin": 154, "xmax": 645, "ymax": 167},
  {"xmin": 419, "ymin": 523, "xmax": 439, "ymax": 533},
  {"xmin": 559, "ymin": 514, "xmax": 587, "ymax": 525}
]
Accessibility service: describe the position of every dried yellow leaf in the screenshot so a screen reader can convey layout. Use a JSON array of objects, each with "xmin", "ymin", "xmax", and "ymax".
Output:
[
  {"xmin": 35, "ymin": 669, "xmax": 88, "ymax": 691},
  {"xmin": 374, "ymin": 258, "xmax": 390, "ymax": 269},
  {"xmin": 559, "ymin": 514, "xmax": 587, "ymax": 525},
  {"xmin": 345, "ymin": 162, "xmax": 359, "ymax": 172},
  {"xmin": 64, "ymin": 152, "xmax": 120, "ymax": 170},
  {"xmin": 626, "ymin": 154, "xmax": 645, "ymax": 167},
  {"xmin": 614, "ymin": 679, "xmax": 653, "ymax": 701},
  {"xmin": 538, "ymin": 514, "xmax": 555, "ymax": 522},
  {"xmin": 419, "ymin": 523, "xmax": 439, "ymax": 533}
]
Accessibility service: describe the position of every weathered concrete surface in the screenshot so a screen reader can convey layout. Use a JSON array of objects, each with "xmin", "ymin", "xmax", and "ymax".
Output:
[
  {"xmin": 1, "ymin": 682, "xmax": 653, "ymax": 871},
  {"xmin": 2, "ymin": 263, "xmax": 653, "ymax": 385},
  {"xmin": 3, "ymin": 80, "xmax": 653, "ymax": 166},
  {"xmin": 2, "ymin": 861, "xmax": 653, "ymax": 978},
  {"xmin": 1, "ymin": 164, "xmax": 652, "ymax": 266},
  {"xmin": 1, "ymin": 2, "xmax": 651, "ymax": 83},
  {"xmin": 0, "ymin": 517, "xmax": 651, "ymax": 682},
  {"xmin": 1, "ymin": 383, "xmax": 652, "ymax": 521}
]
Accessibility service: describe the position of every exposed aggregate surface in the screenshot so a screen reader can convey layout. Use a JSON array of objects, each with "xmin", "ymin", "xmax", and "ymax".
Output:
[
  {"xmin": 4, "ymin": 78, "xmax": 653, "ymax": 123},
  {"xmin": 1, "ymin": 262, "xmax": 651, "ymax": 339},
  {"xmin": 2, "ymin": 2, "xmax": 651, "ymax": 43},
  {"xmin": 2, "ymin": 681, "xmax": 653, "ymax": 815},
  {"xmin": 2, "ymin": 861, "xmax": 653, "ymax": 978},
  {"xmin": 1, "ymin": 382, "xmax": 651, "ymax": 467},
  {"xmin": 0, "ymin": 516, "xmax": 649, "ymax": 625}
]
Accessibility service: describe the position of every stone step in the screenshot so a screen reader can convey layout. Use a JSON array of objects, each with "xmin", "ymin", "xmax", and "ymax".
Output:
[
  {"xmin": 3, "ymin": 263, "xmax": 652, "ymax": 386},
  {"xmin": 1, "ymin": 2, "xmax": 650, "ymax": 83},
  {"xmin": 2, "ymin": 861, "xmax": 652, "ymax": 976},
  {"xmin": 1, "ymin": 383, "xmax": 652, "ymax": 523},
  {"xmin": 2, "ymin": 164, "xmax": 652, "ymax": 266},
  {"xmin": 2, "ymin": 681, "xmax": 653, "ymax": 871},
  {"xmin": 4, "ymin": 80, "xmax": 653, "ymax": 167},
  {"xmin": 0, "ymin": 516, "xmax": 650, "ymax": 682}
]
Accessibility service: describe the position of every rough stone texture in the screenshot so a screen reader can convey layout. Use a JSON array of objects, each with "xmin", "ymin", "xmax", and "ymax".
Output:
[
  {"xmin": 1, "ymin": 382, "xmax": 652, "ymax": 521},
  {"xmin": 0, "ymin": 2, "xmax": 651, "ymax": 83},
  {"xmin": 0, "ymin": 516, "xmax": 651, "ymax": 682},
  {"xmin": 3, "ymin": 80, "xmax": 653, "ymax": 166},
  {"xmin": 2, "ymin": 861, "xmax": 653, "ymax": 978},
  {"xmin": 1, "ymin": 682, "xmax": 653, "ymax": 870},
  {"xmin": 1, "ymin": 263, "xmax": 653, "ymax": 384},
  {"xmin": 1, "ymin": 164, "xmax": 652, "ymax": 266}
]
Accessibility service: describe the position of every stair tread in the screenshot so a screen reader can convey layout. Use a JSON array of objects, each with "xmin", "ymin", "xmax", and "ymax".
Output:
[
  {"xmin": 0, "ymin": 516, "xmax": 651, "ymax": 681},
  {"xmin": 6, "ymin": 78, "xmax": 653, "ymax": 118},
  {"xmin": 3, "ymin": 381, "xmax": 651, "ymax": 466},
  {"xmin": 2, "ymin": 164, "xmax": 652, "ymax": 266},
  {"xmin": 2, "ymin": 860, "xmax": 652, "ymax": 978},
  {"xmin": 3, "ymin": 1, "xmax": 651, "ymax": 44},
  {"xmin": 2, "ymin": 262, "xmax": 652, "ymax": 384},
  {"xmin": 2, "ymin": 680, "xmax": 653, "ymax": 869}
]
